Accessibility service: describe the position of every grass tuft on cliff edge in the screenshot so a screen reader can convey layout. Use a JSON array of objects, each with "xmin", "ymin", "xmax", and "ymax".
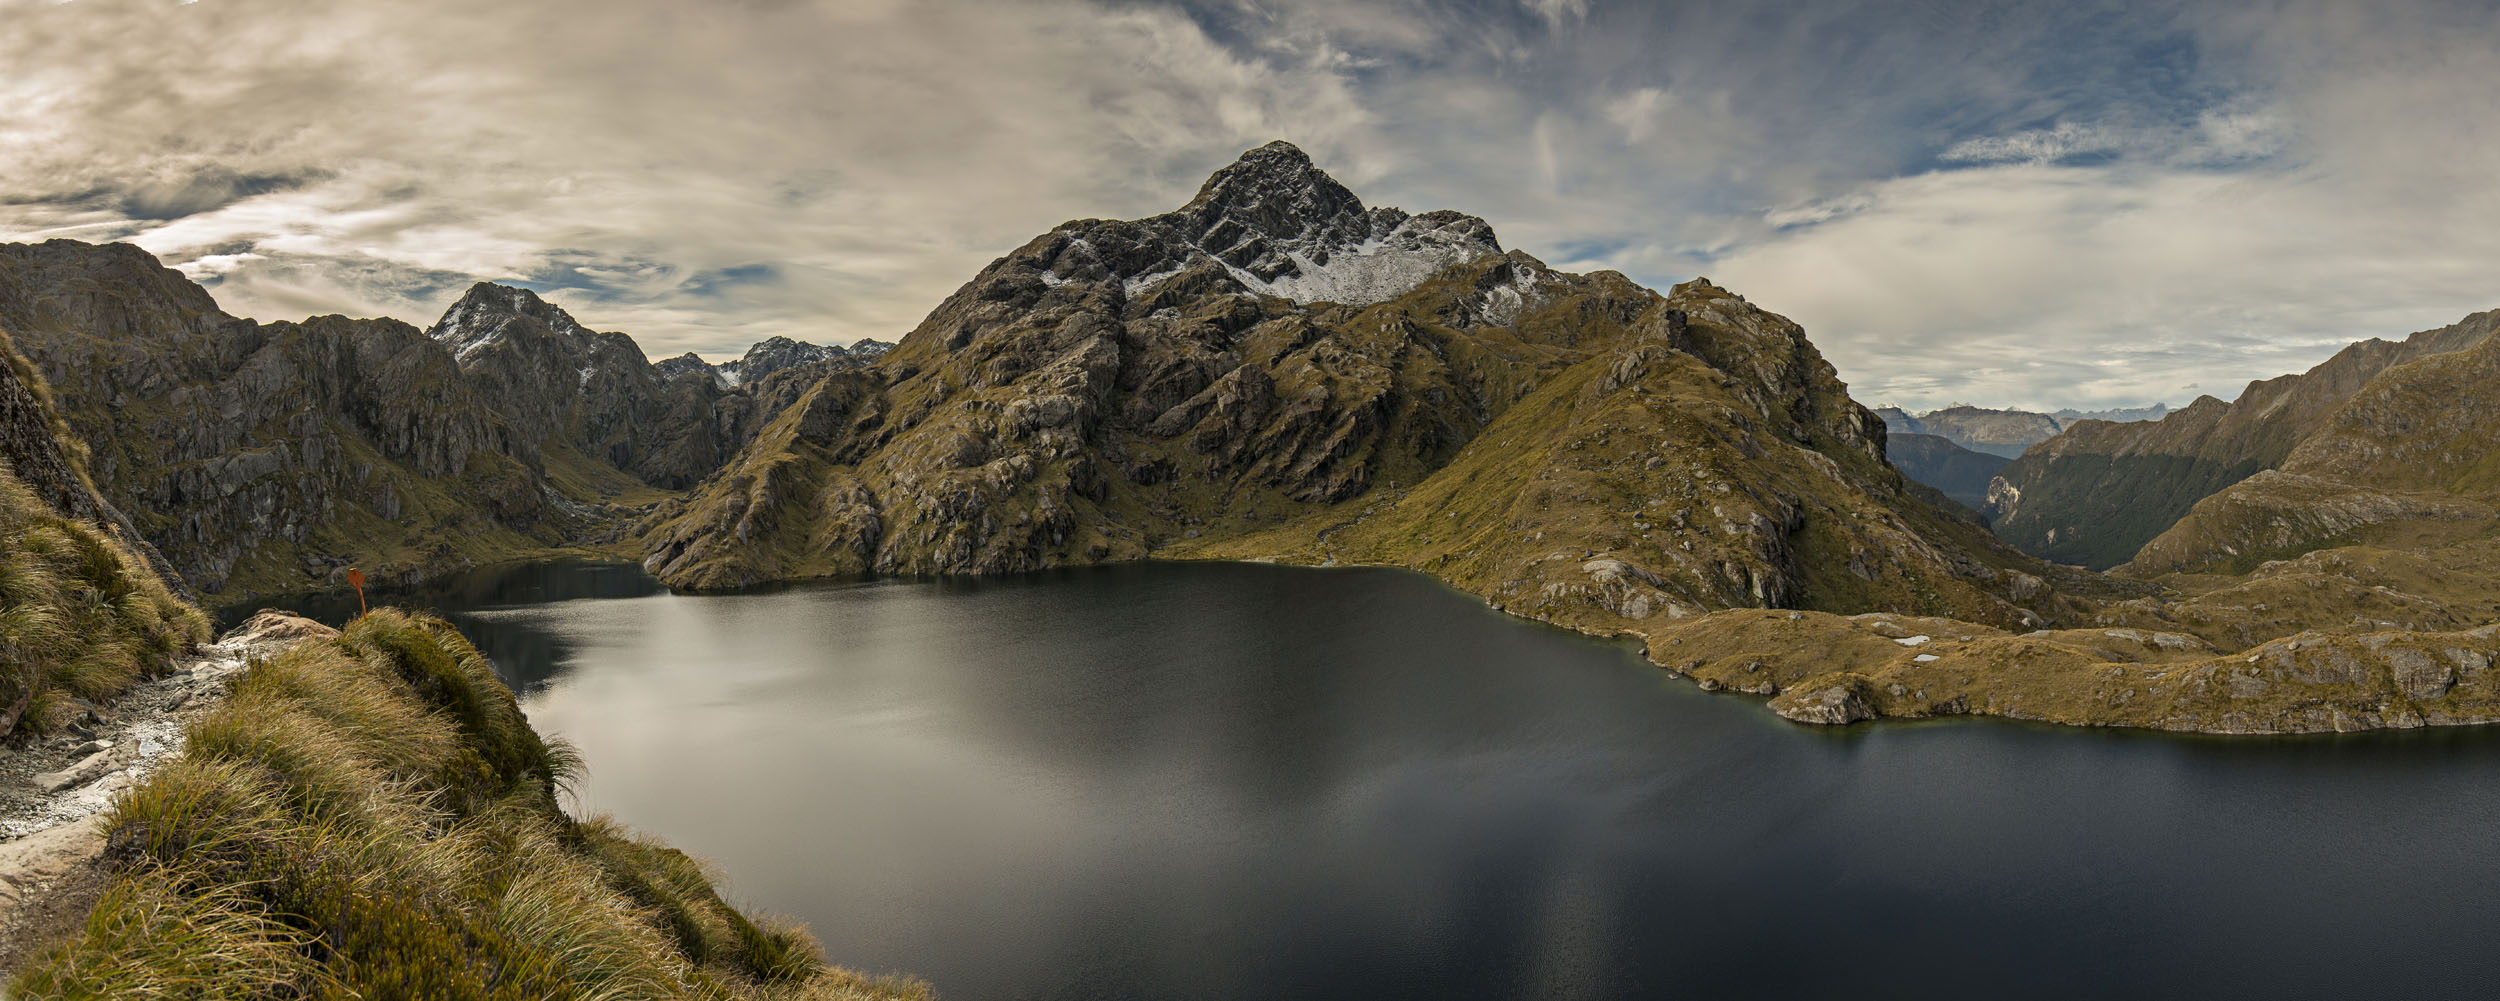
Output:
[
  {"xmin": 0, "ymin": 468, "xmax": 208, "ymax": 741},
  {"xmin": 9, "ymin": 608, "xmax": 930, "ymax": 1001}
]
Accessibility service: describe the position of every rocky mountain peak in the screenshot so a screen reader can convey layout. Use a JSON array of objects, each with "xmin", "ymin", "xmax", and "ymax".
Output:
[
  {"xmin": 1021, "ymin": 140, "xmax": 1503, "ymax": 309},
  {"xmin": 426, "ymin": 282, "xmax": 595, "ymax": 364},
  {"xmin": 1167, "ymin": 141, "xmax": 1369, "ymax": 256},
  {"xmin": 719, "ymin": 335, "xmax": 842, "ymax": 387}
]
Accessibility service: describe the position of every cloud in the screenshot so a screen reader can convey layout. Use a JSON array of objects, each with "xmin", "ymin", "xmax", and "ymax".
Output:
[
  {"xmin": 1521, "ymin": 0, "xmax": 1589, "ymax": 29},
  {"xmin": 1941, "ymin": 123, "xmax": 2130, "ymax": 165},
  {"xmin": 0, "ymin": 0, "xmax": 2494, "ymax": 413}
]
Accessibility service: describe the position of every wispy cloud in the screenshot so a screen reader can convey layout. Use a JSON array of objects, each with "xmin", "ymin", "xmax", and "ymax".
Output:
[{"xmin": 1942, "ymin": 123, "xmax": 2131, "ymax": 165}]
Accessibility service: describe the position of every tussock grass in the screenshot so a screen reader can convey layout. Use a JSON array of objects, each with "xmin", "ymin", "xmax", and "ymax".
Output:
[
  {"xmin": 0, "ymin": 468, "xmax": 207, "ymax": 739},
  {"xmin": 11, "ymin": 608, "xmax": 931, "ymax": 1001}
]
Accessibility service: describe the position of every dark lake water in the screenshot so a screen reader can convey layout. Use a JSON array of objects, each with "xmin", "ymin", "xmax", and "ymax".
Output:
[{"xmin": 265, "ymin": 560, "xmax": 2500, "ymax": 1000}]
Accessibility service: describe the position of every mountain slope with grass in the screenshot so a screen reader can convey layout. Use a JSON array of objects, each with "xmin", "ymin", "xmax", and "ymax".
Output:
[
  {"xmin": 2126, "ymin": 325, "xmax": 2500, "ymax": 575},
  {"xmin": 7, "ymin": 609, "xmax": 928, "ymax": 1000},
  {"xmin": 1988, "ymin": 308, "xmax": 2500, "ymax": 568}
]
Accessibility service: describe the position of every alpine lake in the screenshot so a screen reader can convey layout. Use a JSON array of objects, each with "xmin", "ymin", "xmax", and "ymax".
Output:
[{"xmin": 246, "ymin": 560, "xmax": 2500, "ymax": 1000}]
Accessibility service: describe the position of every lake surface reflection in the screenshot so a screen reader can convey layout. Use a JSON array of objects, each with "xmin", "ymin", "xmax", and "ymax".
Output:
[{"xmin": 284, "ymin": 560, "xmax": 2500, "ymax": 1000}]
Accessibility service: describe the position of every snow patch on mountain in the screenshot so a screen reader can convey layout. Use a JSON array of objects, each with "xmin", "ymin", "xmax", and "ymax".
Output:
[{"xmin": 1222, "ymin": 220, "xmax": 1494, "ymax": 307}]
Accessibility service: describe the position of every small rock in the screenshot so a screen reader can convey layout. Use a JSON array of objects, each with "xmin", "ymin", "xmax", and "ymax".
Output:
[
  {"xmin": 1914, "ymin": 654, "xmax": 1940, "ymax": 663},
  {"xmin": 1894, "ymin": 635, "xmax": 1931, "ymax": 647},
  {"xmin": 30, "ymin": 749, "xmax": 117, "ymax": 794}
]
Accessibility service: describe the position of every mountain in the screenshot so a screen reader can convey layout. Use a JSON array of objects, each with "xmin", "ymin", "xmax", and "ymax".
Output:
[
  {"xmin": 2053, "ymin": 402, "xmax": 2168, "ymax": 424},
  {"xmin": 1989, "ymin": 308, "xmax": 2500, "ymax": 569},
  {"xmin": 0, "ymin": 242, "xmax": 838, "ymax": 600},
  {"xmin": 1886, "ymin": 432, "xmax": 2007, "ymax": 514},
  {"xmin": 655, "ymin": 335, "xmax": 897, "ymax": 390},
  {"xmin": 1878, "ymin": 405, "xmax": 2064, "ymax": 459},
  {"xmin": 2126, "ymin": 321, "xmax": 2500, "ymax": 575},
  {"xmin": 0, "ymin": 241, "xmax": 581, "ymax": 599},
  {"xmin": 643, "ymin": 141, "xmax": 2077, "ymax": 636},
  {"xmin": 425, "ymin": 283, "xmax": 745, "ymax": 489}
]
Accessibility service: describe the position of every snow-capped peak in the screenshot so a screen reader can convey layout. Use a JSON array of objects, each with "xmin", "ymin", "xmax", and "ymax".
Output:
[
  {"xmin": 424, "ymin": 282, "xmax": 598, "ymax": 365},
  {"xmin": 1036, "ymin": 140, "xmax": 1503, "ymax": 308}
]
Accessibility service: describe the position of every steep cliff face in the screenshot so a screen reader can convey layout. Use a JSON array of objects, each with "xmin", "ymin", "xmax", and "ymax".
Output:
[
  {"xmin": 1989, "ymin": 308, "xmax": 2500, "ymax": 568},
  {"xmin": 0, "ymin": 326, "xmax": 171, "ymax": 586},
  {"xmin": 427, "ymin": 283, "xmax": 741, "ymax": 489},
  {"xmin": 643, "ymin": 142, "xmax": 2075, "ymax": 632}
]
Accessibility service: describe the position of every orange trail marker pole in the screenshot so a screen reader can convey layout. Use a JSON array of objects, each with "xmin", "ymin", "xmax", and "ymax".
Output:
[{"xmin": 347, "ymin": 567, "xmax": 367, "ymax": 617}]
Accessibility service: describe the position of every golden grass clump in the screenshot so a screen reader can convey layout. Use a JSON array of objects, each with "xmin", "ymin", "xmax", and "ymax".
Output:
[
  {"xmin": 10, "ymin": 608, "xmax": 932, "ymax": 1001},
  {"xmin": 0, "ymin": 468, "xmax": 208, "ymax": 739}
]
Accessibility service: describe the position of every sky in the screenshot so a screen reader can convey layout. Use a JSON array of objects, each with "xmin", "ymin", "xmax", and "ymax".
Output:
[{"xmin": 3, "ymin": 0, "xmax": 2496, "ymax": 411}]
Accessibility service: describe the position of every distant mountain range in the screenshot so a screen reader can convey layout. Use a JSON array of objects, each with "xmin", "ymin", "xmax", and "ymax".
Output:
[{"xmin": 1876, "ymin": 402, "xmax": 2169, "ymax": 460}]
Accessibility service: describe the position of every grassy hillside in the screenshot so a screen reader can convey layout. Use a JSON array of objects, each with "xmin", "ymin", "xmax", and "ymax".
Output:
[
  {"xmin": 2127, "ymin": 323, "xmax": 2500, "ymax": 576},
  {"xmin": 10, "ymin": 609, "xmax": 927, "ymax": 1001},
  {"xmin": 0, "ymin": 470, "xmax": 208, "ymax": 740}
]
